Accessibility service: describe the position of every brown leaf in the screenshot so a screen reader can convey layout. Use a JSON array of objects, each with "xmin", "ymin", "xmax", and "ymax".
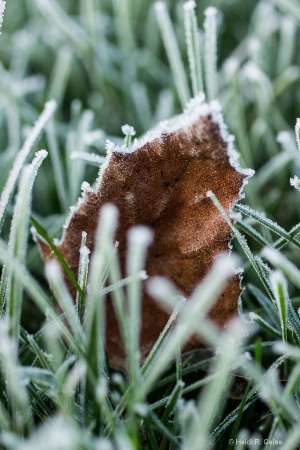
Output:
[{"xmin": 37, "ymin": 101, "xmax": 251, "ymax": 368}]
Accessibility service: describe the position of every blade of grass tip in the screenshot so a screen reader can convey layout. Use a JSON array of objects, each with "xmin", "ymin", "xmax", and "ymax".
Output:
[
  {"xmin": 181, "ymin": 401, "xmax": 201, "ymax": 444},
  {"xmin": 0, "ymin": 1, "xmax": 5, "ymax": 34},
  {"xmin": 43, "ymin": 320, "xmax": 65, "ymax": 374},
  {"xmin": 23, "ymin": 331, "xmax": 52, "ymax": 370},
  {"xmin": 270, "ymin": 271, "xmax": 288, "ymax": 344},
  {"xmin": 143, "ymin": 255, "xmax": 236, "ymax": 394},
  {"xmin": 76, "ymin": 231, "xmax": 90, "ymax": 324},
  {"xmin": 126, "ymin": 226, "xmax": 153, "ymax": 396},
  {"xmin": 46, "ymin": 119, "xmax": 68, "ymax": 210},
  {"xmin": 185, "ymin": 319, "xmax": 248, "ymax": 450},
  {"xmin": 248, "ymin": 284, "xmax": 280, "ymax": 328},
  {"xmin": 207, "ymin": 191, "xmax": 274, "ymax": 300},
  {"xmin": 0, "ymin": 320, "xmax": 33, "ymax": 434},
  {"xmin": 154, "ymin": 2, "xmax": 190, "ymax": 108},
  {"xmin": 161, "ymin": 380, "xmax": 184, "ymax": 424},
  {"xmin": 204, "ymin": 7, "xmax": 218, "ymax": 102},
  {"xmin": 30, "ymin": 215, "xmax": 85, "ymax": 300},
  {"xmin": 0, "ymin": 100, "xmax": 56, "ymax": 234},
  {"xmin": 45, "ymin": 260, "xmax": 86, "ymax": 347},
  {"xmin": 248, "ymin": 312, "xmax": 282, "ymax": 338},
  {"xmin": 0, "ymin": 151, "xmax": 47, "ymax": 340},
  {"xmin": 184, "ymin": 1, "xmax": 203, "ymax": 97}
]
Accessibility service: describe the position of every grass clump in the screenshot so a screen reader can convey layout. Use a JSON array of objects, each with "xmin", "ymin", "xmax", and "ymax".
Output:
[{"xmin": 1, "ymin": 0, "xmax": 300, "ymax": 449}]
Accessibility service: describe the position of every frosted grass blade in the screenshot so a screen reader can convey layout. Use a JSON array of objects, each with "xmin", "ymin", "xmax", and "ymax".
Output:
[
  {"xmin": 204, "ymin": 7, "xmax": 218, "ymax": 101},
  {"xmin": 154, "ymin": 2, "xmax": 190, "ymax": 108},
  {"xmin": 0, "ymin": 151, "xmax": 47, "ymax": 340},
  {"xmin": 270, "ymin": 271, "xmax": 288, "ymax": 343},
  {"xmin": 184, "ymin": 1, "xmax": 203, "ymax": 96},
  {"xmin": 0, "ymin": 100, "xmax": 56, "ymax": 233}
]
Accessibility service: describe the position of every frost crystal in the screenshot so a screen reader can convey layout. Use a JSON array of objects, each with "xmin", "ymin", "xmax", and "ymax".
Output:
[
  {"xmin": 121, "ymin": 124, "xmax": 136, "ymax": 137},
  {"xmin": 290, "ymin": 175, "xmax": 300, "ymax": 192},
  {"xmin": 183, "ymin": 1, "xmax": 196, "ymax": 11},
  {"xmin": 105, "ymin": 139, "xmax": 117, "ymax": 154}
]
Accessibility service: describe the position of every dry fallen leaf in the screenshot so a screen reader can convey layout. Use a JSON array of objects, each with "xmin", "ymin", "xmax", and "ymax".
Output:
[{"xmin": 37, "ymin": 99, "xmax": 251, "ymax": 368}]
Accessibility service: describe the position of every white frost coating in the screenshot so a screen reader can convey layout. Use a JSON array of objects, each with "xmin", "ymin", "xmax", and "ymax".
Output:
[
  {"xmin": 184, "ymin": 92, "xmax": 206, "ymax": 111},
  {"xmin": 290, "ymin": 175, "xmax": 300, "ymax": 192},
  {"xmin": 45, "ymin": 259, "xmax": 61, "ymax": 281},
  {"xmin": 100, "ymin": 203, "xmax": 119, "ymax": 230},
  {"xmin": 127, "ymin": 226, "xmax": 153, "ymax": 248},
  {"xmin": 204, "ymin": 6, "xmax": 218, "ymax": 17},
  {"xmin": 154, "ymin": 1, "xmax": 164, "ymax": 12},
  {"xmin": 0, "ymin": 100, "xmax": 56, "ymax": 230},
  {"xmin": 0, "ymin": 1, "xmax": 6, "ymax": 34},
  {"xmin": 248, "ymin": 312, "xmax": 259, "ymax": 322},
  {"xmin": 105, "ymin": 139, "xmax": 119, "ymax": 154},
  {"xmin": 277, "ymin": 131, "xmax": 292, "ymax": 145},
  {"xmin": 183, "ymin": 0, "xmax": 196, "ymax": 11},
  {"xmin": 121, "ymin": 124, "xmax": 136, "ymax": 136},
  {"xmin": 183, "ymin": 0, "xmax": 196, "ymax": 13},
  {"xmin": 80, "ymin": 245, "xmax": 91, "ymax": 257},
  {"xmin": 147, "ymin": 276, "xmax": 180, "ymax": 309},
  {"xmin": 133, "ymin": 402, "xmax": 149, "ymax": 417},
  {"xmin": 81, "ymin": 181, "xmax": 93, "ymax": 193}
]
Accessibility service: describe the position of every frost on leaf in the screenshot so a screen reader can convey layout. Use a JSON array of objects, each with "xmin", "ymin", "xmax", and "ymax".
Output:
[{"xmin": 37, "ymin": 101, "xmax": 250, "ymax": 368}]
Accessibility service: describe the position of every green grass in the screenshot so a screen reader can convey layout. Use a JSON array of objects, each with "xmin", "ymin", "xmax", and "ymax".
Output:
[{"xmin": 1, "ymin": 0, "xmax": 300, "ymax": 448}]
